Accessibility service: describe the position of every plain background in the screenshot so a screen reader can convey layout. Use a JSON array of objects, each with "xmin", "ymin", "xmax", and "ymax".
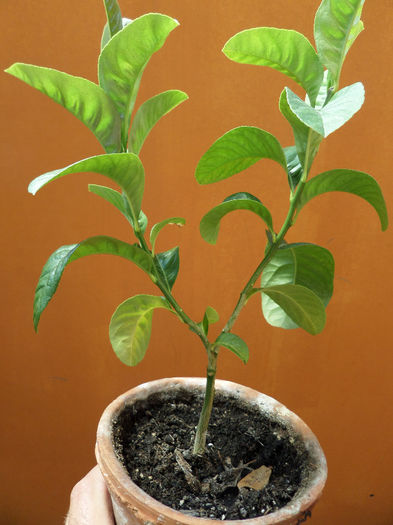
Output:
[{"xmin": 1, "ymin": 0, "xmax": 392, "ymax": 523}]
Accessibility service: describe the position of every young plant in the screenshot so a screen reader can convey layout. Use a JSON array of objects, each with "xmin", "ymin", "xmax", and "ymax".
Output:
[{"xmin": 7, "ymin": 0, "xmax": 387, "ymax": 458}]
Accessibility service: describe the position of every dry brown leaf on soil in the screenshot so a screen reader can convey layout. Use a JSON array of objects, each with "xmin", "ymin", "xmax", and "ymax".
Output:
[{"xmin": 237, "ymin": 465, "xmax": 272, "ymax": 491}]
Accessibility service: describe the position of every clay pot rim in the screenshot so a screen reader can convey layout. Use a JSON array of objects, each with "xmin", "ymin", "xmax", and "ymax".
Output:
[{"xmin": 96, "ymin": 377, "xmax": 327, "ymax": 525}]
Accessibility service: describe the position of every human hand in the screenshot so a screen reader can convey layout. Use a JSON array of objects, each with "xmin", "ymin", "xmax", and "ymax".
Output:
[{"xmin": 65, "ymin": 466, "xmax": 115, "ymax": 524}]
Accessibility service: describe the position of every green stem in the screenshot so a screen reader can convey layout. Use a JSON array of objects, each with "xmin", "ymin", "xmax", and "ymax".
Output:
[{"xmin": 193, "ymin": 346, "xmax": 218, "ymax": 455}]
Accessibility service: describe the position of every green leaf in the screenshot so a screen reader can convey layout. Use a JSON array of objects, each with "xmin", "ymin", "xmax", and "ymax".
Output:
[
  {"xmin": 5, "ymin": 63, "xmax": 122, "ymax": 154},
  {"xmin": 129, "ymin": 90, "xmax": 189, "ymax": 154},
  {"xmin": 279, "ymin": 89, "xmax": 322, "ymax": 169},
  {"xmin": 298, "ymin": 169, "xmax": 388, "ymax": 231},
  {"xmin": 98, "ymin": 14, "xmax": 179, "ymax": 142},
  {"xmin": 284, "ymin": 146, "xmax": 302, "ymax": 189},
  {"xmin": 89, "ymin": 184, "xmax": 133, "ymax": 225},
  {"xmin": 109, "ymin": 294, "xmax": 173, "ymax": 366},
  {"xmin": 200, "ymin": 306, "xmax": 220, "ymax": 336},
  {"xmin": 262, "ymin": 284, "xmax": 326, "ymax": 335},
  {"xmin": 150, "ymin": 217, "xmax": 186, "ymax": 253},
  {"xmin": 195, "ymin": 126, "xmax": 287, "ymax": 185},
  {"xmin": 216, "ymin": 333, "xmax": 249, "ymax": 364},
  {"xmin": 223, "ymin": 28, "xmax": 324, "ymax": 105},
  {"xmin": 155, "ymin": 247, "xmax": 180, "ymax": 290},
  {"xmin": 33, "ymin": 236, "xmax": 154, "ymax": 330},
  {"xmin": 103, "ymin": 0, "xmax": 123, "ymax": 38},
  {"xmin": 200, "ymin": 192, "xmax": 273, "ymax": 244},
  {"xmin": 286, "ymin": 82, "xmax": 365, "ymax": 137},
  {"xmin": 101, "ymin": 18, "xmax": 132, "ymax": 50},
  {"xmin": 261, "ymin": 243, "xmax": 334, "ymax": 329},
  {"xmin": 28, "ymin": 153, "xmax": 144, "ymax": 225},
  {"xmin": 314, "ymin": 0, "xmax": 365, "ymax": 85}
]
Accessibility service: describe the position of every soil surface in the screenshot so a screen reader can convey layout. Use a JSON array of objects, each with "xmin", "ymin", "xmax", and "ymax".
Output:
[{"xmin": 113, "ymin": 388, "xmax": 313, "ymax": 520}]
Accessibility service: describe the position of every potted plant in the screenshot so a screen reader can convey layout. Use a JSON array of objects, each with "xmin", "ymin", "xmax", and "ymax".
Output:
[{"xmin": 6, "ymin": 0, "xmax": 388, "ymax": 523}]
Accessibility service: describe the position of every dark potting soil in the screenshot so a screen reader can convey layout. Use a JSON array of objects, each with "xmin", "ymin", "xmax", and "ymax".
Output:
[{"xmin": 112, "ymin": 388, "xmax": 314, "ymax": 520}]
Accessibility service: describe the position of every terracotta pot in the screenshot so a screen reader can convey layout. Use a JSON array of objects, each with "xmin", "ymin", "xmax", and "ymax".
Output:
[{"xmin": 96, "ymin": 378, "xmax": 327, "ymax": 525}]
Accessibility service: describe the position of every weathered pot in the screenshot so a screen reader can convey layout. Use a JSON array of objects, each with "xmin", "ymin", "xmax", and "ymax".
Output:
[{"xmin": 96, "ymin": 378, "xmax": 327, "ymax": 525}]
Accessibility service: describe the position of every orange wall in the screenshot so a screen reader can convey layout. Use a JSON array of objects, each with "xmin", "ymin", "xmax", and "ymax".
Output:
[{"xmin": 2, "ymin": 1, "xmax": 393, "ymax": 523}]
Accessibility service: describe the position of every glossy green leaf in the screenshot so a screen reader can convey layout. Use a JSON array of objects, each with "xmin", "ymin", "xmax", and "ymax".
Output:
[
  {"xmin": 286, "ymin": 82, "xmax": 364, "ymax": 137},
  {"xmin": 261, "ymin": 243, "xmax": 334, "ymax": 329},
  {"xmin": 98, "ymin": 14, "xmax": 179, "ymax": 142},
  {"xmin": 33, "ymin": 236, "xmax": 154, "ymax": 330},
  {"xmin": 155, "ymin": 247, "xmax": 180, "ymax": 290},
  {"xmin": 103, "ymin": 0, "xmax": 123, "ymax": 38},
  {"xmin": 262, "ymin": 284, "xmax": 326, "ymax": 335},
  {"xmin": 223, "ymin": 28, "xmax": 324, "ymax": 105},
  {"xmin": 28, "ymin": 153, "xmax": 144, "ymax": 224},
  {"xmin": 89, "ymin": 184, "xmax": 133, "ymax": 225},
  {"xmin": 314, "ymin": 0, "xmax": 365, "ymax": 85},
  {"xmin": 5, "ymin": 63, "xmax": 121, "ymax": 153},
  {"xmin": 200, "ymin": 192, "xmax": 273, "ymax": 244},
  {"xmin": 216, "ymin": 333, "xmax": 249, "ymax": 364},
  {"xmin": 101, "ymin": 18, "xmax": 132, "ymax": 50},
  {"xmin": 129, "ymin": 90, "xmax": 189, "ymax": 154},
  {"xmin": 109, "ymin": 295, "xmax": 173, "ymax": 366},
  {"xmin": 150, "ymin": 217, "xmax": 186, "ymax": 253},
  {"xmin": 298, "ymin": 169, "xmax": 388, "ymax": 231},
  {"xmin": 195, "ymin": 126, "xmax": 287, "ymax": 185}
]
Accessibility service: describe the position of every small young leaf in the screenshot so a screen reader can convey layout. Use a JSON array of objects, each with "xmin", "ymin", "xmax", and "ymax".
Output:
[
  {"xmin": 98, "ymin": 14, "xmax": 179, "ymax": 142},
  {"xmin": 262, "ymin": 284, "xmax": 326, "ymax": 335},
  {"xmin": 109, "ymin": 295, "xmax": 173, "ymax": 366},
  {"xmin": 150, "ymin": 217, "xmax": 186, "ymax": 253},
  {"xmin": 195, "ymin": 126, "xmax": 287, "ymax": 185},
  {"xmin": 314, "ymin": 0, "xmax": 365, "ymax": 85},
  {"xmin": 101, "ymin": 18, "xmax": 132, "ymax": 50},
  {"xmin": 261, "ymin": 243, "xmax": 334, "ymax": 329},
  {"xmin": 155, "ymin": 247, "xmax": 180, "ymax": 290},
  {"xmin": 200, "ymin": 192, "xmax": 273, "ymax": 244},
  {"xmin": 103, "ymin": 0, "xmax": 123, "ymax": 39},
  {"xmin": 216, "ymin": 333, "xmax": 249, "ymax": 364},
  {"xmin": 279, "ymin": 89, "xmax": 321, "ymax": 170},
  {"xmin": 33, "ymin": 237, "xmax": 154, "ymax": 330},
  {"xmin": 200, "ymin": 306, "xmax": 220, "ymax": 336},
  {"xmin": 28, "ymin": 153, "xmax": 144, "ymax": 225},
  {"xmin": 298, "ymin": 169, "xmax": 388, "ymax": 231},
  {"xmin": 286, "ymin": 82, "xmax": 365, "ymax": 137},
  {"xmin": 223, "ymin": 28, "xmax": 324, "ymax": 105},
  {"xmin": 5, "ymin": 63, "xmax": 122, "ymax": 153},
  {"xmin": 129, "ymin": 90, "xmax": 189, "ymax": 154},
  {"xmin": 284, "ymin": 146, "xmax": 302, "ymax": 189}
]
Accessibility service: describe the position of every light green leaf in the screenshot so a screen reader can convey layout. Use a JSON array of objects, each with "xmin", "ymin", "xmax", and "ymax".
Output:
[
  {"xmin": 298, "ymin": 169, "xmax": 388, "ymax": 231},
  {"xmin": 155, "ymin": 247, "xmax": 180, "ymax": 290},
  {"xmin": 284, "ymin": 146, "xmax": 302, "ymax": 189},
  {"xmin": 261, "ymin": 243, "xmax": 334, "ymax": 329},
  {"xmin": 216, "ymin": 333, "xmax": 249, "ymax": 364},
  {"xmin": 200, "ymin": 306, "xmax": 220, "ymax": 336},
  {"xmin": 5, "ymin": 63, "xmax": 121, "ymax": 153},
  {"xmin": 314, "ymin": 0, "xmax": 365, "ymax": 85},
  {"xmin": 286, "ymin": 82, "xmax": 364, "ymax": 137},
  {"xmin": 103, "ymin": 0, "xmax": 123, "ymax": 38},
  {"xmin": 98, "ymin": 14, "xmax": 179, "ymax": 143},
  {"xmin": 33, "ymin": 236, "xmax": 154, "ymax": 330},
  {"xmin": 129, "ymin": 90, "xmax": 189, "ymax": 154},
  {"xmin": 200, "ymin": 192, "xmax": 273, "ymax": 244},
  {"xmin": 195, "ymin": 126, "xmax": 287, "ymax": 185},
  {"xmin": 150, "ymin": 217, "xmax": 186, "ymax": 253},
  {"xmin": 262, "ymin": 284, "xmax": 326, "ymax": 335},
  {"xmin": 109, "ymin": 294, "xmax": 173, "ymax": 366},
  {"xmin": 28, "ymin": 153, "xmax": 144, "ymax": 224},
  {"xmin": 89, "ymin": 184, "xmax": 133, "ymax": 225},
  {"xmin": 223, "ymin": 27, "xmax": 324, "ymax": 105}
]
